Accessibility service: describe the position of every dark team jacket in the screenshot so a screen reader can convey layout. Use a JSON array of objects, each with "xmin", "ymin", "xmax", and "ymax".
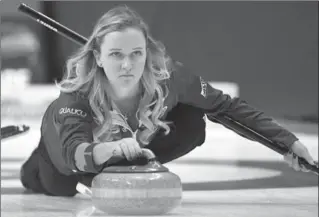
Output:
[{"xmin": 39, "ymin": 65, "xmax": 298, "ymax": 176}]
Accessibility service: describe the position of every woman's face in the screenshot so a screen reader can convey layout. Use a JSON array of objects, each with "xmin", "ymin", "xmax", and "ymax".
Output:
[{"xmin": 94, "ymin": 27, "xmax": 147, "ymax": 92}]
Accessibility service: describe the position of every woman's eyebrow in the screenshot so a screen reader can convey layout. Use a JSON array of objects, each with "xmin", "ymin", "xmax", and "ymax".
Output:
[{"xmin": 109, "ymin": 47, "xmax": 144, "ymax": 51}]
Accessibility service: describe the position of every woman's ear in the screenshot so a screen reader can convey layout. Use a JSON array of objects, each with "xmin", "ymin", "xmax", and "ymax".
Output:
[{"xmin": 93, "ymin": 50, "xmax": 101, "ymax": 66}]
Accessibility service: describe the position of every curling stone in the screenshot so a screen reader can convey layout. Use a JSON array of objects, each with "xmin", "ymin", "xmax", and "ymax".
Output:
[{"xmin": 91, "ymin": 148, "xmax": 182, "ymax": 215}]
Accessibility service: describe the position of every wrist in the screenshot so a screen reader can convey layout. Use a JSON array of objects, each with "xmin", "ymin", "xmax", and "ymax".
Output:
[
  {"xmin": 74, "ymin": 142, "xmax": 104, "ymax": 173},
  {"xmin": 290, "ymin": 140, "xmax": 302, "ymax": 151}
]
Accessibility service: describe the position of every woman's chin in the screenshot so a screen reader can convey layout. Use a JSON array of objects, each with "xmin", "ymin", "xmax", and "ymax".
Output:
[{"xmin": 113, "ymin": 79, "xmax": 140, "ymax": 95}]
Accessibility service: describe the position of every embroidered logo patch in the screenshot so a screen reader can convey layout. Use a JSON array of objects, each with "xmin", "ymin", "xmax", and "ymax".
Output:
[
  {"xmin": 59, "ymin": 107, "xmax": 87, "ymax": 118},
  {"xmin": 200, "ymin": 76, "xmax": 207, "ymax": 98}
]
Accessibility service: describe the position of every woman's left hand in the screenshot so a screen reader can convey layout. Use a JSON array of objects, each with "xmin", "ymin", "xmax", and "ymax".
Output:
[{"xmin": 283, "ymin": 140, "xmax": 316, "ymax": 172}]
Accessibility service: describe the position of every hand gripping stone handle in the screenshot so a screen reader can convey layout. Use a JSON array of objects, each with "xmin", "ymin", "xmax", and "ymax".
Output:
[
  {"xmin": 113, "ymin": 147, "xmax": 157, "ymax": 162},
  {"xmin": 75, "ymin": 149, "xmax": 157, "ymax": 197}
]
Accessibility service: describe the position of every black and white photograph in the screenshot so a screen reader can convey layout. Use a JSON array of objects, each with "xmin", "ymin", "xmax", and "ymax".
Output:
[{"xmin": 1, "ymin": 1, "xmax": 318, "ymax": 216}]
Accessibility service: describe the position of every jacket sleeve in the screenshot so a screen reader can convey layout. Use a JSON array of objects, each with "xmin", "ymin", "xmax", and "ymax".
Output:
[
  {"xmin": 173, "ymin": 65, "xmax": 299, "ymax": 149},
  {"xmin": 55, "ymin": 96, "xmax": 104, "ymax": 173}
]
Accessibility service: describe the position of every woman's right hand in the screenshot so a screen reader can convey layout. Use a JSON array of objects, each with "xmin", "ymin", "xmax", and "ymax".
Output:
[
  {"xmin": 116, "ymin": 138, "xmax": 143, "ymax": 161},
  {"xmin": 93, "ymin": 138, "xmax": 143, "ymax": 165}
]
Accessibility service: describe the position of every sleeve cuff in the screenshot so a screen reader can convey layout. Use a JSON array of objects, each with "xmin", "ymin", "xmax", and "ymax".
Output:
[
  {"xmin": 73, "ymin": 142, "xmax": 104, "ymax": 173},
  {"xmin": 283, "ymin": 135, "xmax": 299, "ymax": 150}
]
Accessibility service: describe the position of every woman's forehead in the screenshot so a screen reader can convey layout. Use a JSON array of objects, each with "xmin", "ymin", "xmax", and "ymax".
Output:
[{"xmin": 100, "ymin": 27, "xmax": 146, "ymax": 51}]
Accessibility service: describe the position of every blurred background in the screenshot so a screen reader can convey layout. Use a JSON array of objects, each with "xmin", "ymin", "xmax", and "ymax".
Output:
[{"xmin": 1, "ymin": 1, "xmax": 318, "ymax": 122}]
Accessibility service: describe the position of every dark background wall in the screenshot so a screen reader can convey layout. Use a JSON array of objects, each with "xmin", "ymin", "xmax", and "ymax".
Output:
[
  {"xmin": 1, "ymin": 0, "xmax": 47, "ymax": 82},
  {"xmin": 2, "ymin": 1, "xmax": 318, "ymax": 121}
]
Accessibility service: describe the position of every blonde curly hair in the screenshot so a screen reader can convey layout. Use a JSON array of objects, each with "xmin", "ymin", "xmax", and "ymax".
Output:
[{"xmin": 56, "ymin": 5, "xmax": 175, "ymax": 145}]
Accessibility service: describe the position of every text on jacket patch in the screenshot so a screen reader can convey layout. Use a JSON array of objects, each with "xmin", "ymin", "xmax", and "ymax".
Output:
[
  {"xmin": 200, "ymin": 77, "xmax": 207, "ymax": 98},
  {"xmin": 59, "ymin": 107, "xmax": 87, "ymax": 117}
]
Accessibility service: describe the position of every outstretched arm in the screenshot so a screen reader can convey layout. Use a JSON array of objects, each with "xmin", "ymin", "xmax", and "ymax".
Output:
[
  {"xmin": 171, "ymin": 65, "xmax": 316, "ymax": 172},
  {"xmin": 172, "ymin": 65, "xmax": 298, "ymax": 149}
]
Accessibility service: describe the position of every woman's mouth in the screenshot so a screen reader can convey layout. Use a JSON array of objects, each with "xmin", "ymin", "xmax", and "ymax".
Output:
[{"xmin": 120, "ymin": 74, "xmax": 134, "ymax": 77}]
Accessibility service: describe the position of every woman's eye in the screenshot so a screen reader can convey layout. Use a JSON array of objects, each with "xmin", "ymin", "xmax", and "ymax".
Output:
[
  {"xmin": 109, "ymin": 52, "xmax": 122, "ymax": 58},
  {"xmin": 132, "ymin": 50, "xmax": 142, "ymax": 56}
]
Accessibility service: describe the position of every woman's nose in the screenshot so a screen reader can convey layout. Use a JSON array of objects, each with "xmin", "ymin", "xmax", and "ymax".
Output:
[{"xmin": 121, "ymin": 57, "xmax": 133, "ymax": 71}]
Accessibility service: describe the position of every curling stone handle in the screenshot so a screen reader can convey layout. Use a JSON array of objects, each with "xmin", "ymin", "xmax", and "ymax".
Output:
[
  {"xmin": 113, "ymin": 147, "xmax": 157, "ymax": 162},
  {"xmin": 141, "ymin": 148, "xmax": 156, "ymax": 161},
  {"xmin": 76, "ymin": 182, "xmax": 92, "ymax": 198}
]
